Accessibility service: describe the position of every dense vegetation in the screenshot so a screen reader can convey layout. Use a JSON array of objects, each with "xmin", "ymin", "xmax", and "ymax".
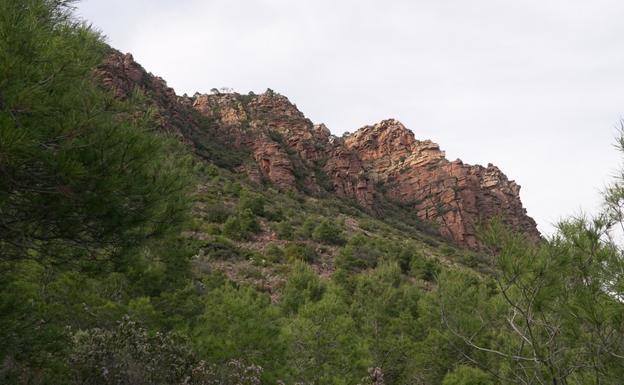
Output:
[{"xmin": 1, "ymin": 1, "xmax": 623, "ymax": 384}]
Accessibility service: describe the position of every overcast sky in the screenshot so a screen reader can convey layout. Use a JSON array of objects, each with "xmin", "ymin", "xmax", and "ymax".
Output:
[{"xmin": 77, "ymin": 0, "xmax": 624, "ymax": 235}]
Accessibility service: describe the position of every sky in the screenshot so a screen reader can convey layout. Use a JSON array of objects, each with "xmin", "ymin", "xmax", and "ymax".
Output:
[{"xmin": 77, "ymin": 0, "xmax": 624, "ymax": 235}]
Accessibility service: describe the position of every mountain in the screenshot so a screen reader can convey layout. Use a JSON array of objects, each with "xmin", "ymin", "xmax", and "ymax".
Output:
[
  {"xmin": 6, "ymin": 3, "xmax": 624, "ymax": 384},
  {"xmin": 97, "ymin": 50, "xmax": 539, "ymax": 250}
]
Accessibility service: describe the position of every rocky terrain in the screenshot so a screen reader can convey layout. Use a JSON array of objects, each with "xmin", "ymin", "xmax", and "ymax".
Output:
[{"xmin": 97, "ymin": 50, "xmax": 539, "ymax": 249}]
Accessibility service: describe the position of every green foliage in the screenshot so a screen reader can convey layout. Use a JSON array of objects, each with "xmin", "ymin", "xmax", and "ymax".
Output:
[
  {"xmin": 281, "ymin": 262, "xmax": 325, "ymax": 315},
  {"xmin": 409, "ymin": 255, "xmax": 441, "ymax": 282},
  {"xmin": 335, "ymin": 235, "xmax": 382, "ymax": 273},
  {"xmin": 335, "ymin": 235, "xmax": 427, "ymax": 278},
  {"xmin": 238, "ymin": 189, "xmax": 265, "ymax": 216},
  {"xmin": 300, "ymin": 215, "xmax": 318, "ymax": 238},
  {"xmin": 442, "ymin": 366, "xmax": 494, "ymax": 385},
  {"xmin": 312, "ymin": 219, "xmax": 346, "ymax": 245},
  {"xmin": 0, "ymin": 0, "xmax": 193, "ymax": 264},
  {"xmin": 204, "ymin": 202, "xmax": 233, "ymax": 223},
  {"xmin": 284, "ymin": 291, "xmax": 371, "ymax": 384},
  {"xmin": 264, "ymin": 243, "xmax": 285, "ymax": 263},
  {"xmin": 222, "ymin": 209, "xmax": 261, "ymax": 240},
  {"xmin": 70, "ymin": 316, "xmax": 199, "ymax": 385},
  {"xmin": 199, "ymin": 236, "xmax": 243, "ymax": 260},
  {"xmin": 192, "ymin": 284, "xmax": 285, "ymax": 381},
  {"xmin": 349, "ymin": 263, "xmax": 422, "ymax": 385},
  {"xmin": 274, "ymin": 220, "xmax": 295, "ymax": 240},
  {"xmin": 284, "ymin": 242, "xmax": 318, "ymax": 263},
  {"xmin": 436, "ymin": 220, "xmax": 624, "ymax": 385},
  {"xmin": 0, "ymin": 1, "xmax": 197, "ymax": 380}
]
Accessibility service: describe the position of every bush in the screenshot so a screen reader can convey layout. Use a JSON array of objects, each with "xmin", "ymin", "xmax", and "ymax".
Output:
[
  {"xmin": 264, "ymin": 207, "xmax": 284, "ymax": 222},
  {"xmin": 223, "ymin": 181, "xmax": 242, "ymax": 196},
  {"xmin": 358, "ymin": 219, "xmax": 378, "ymax": 232},
  {"xmin": 239, "ymin": 209, "xmax": 261, "ymax": 234},
  {"xmin": 222, "ymin": 209, "xmax": 261, "ymax": 240},
  {"xmin": 223, "ymin": 216, "xmax": 244, "ymax": 240},
  {"xmin": 284, "ymin": 242, "xmax": 317, "ymax": 263},
  {"xmin": 192, "ymin": 285, "xmax": 284, "ymax": 379},
  {"xmin": 238, "ymin": 190, "xmax": 265, "ymax": 216},
  {"xmin": 274, "ymin": 221, "xmax": 294, "ymax": 240},
  {"xmin": 281, "ymin": 262, "xmax": 325, "ymax": 315},
  {"xmin": 70, "ymin": 316, "xmax": 205, "ymax": 385},
  {"xmin": 335, "ymin": 236, "xmax": 381, "ymax": 272},
  {"xmin": 300, "ymin": 216, "xmax": 317, "ymax": 239},
  {"xmin": 204, "ymin": 223, "xmax": 222, "ymax": 235},
  {"xmin": 311, "ymin": 220, "xmax": 345, "ymax": 245},
  {"xmin": 201, "ymin": 236, "xmax": 242, "ymax": 260},
  {"xmin": 204, "ymin": 202, "xmax": 232, "ymax": 223},
  {"xmin": 410, "ymin": 257, "xmax": 440, "ymax": 282},
  {"xmin": 264, "ymin": 243, "xmax": 285, "ymax": 263}
]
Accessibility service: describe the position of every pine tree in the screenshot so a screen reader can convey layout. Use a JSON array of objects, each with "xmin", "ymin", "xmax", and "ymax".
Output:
[{"xmin": 0, "ymin": 0, "xmax": 192, "ymax": 264}]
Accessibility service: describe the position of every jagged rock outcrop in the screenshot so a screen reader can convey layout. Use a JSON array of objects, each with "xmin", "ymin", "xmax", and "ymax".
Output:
[
  {"xmin": 97, "ymin": 51, "xmax": 539, "ymax": 248},
  {"xmin": 95, "ymin": 51, "xmax": 199, "ymax": 140},
  {"xmin": 344, "ymin": 119, "xmax": 539, "ymax": 248},
  {"xmin": 193, "ymin": 91, "xmax": 324, "ymax": 192},
  {"xmin": 190, "ymin": 93, "xmax": 538, "ymax": 248}
]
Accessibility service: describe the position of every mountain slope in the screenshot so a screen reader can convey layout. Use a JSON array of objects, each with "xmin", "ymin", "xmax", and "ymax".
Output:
[{"xmin": 97, "ymin": 50, "xmax": 539, "ymax": 250}]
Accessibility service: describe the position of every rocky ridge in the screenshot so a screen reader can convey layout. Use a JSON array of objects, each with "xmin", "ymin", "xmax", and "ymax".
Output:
[{"xmin": 97, "ymin": 51, "xmax": 539, "ymax": 248}]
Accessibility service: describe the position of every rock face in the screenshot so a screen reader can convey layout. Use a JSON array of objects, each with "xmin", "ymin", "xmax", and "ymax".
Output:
[
  {"xmin": 190, "ymin": 93, "xmax": 538, "ymax": 248},
  {"xmin": 192, "ymin": 91, "xmax": 327, "ymax": 192},
  {"xmin": 343, "ymin": 120, "xmax": 538, "ymax": 248},
  {"xmin": 95, "ymin": 50, "xmax": 198, "ymax": 140},
  {"xmin": 97, "ymin": 51, "xmax": 539, "ymax": 248}
]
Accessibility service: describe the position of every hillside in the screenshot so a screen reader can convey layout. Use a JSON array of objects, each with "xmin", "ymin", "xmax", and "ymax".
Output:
[
  {"xmin": 2, "ymin": 3, "xmax": 624, "ymax": 385},
  {"xmin": 98, "ymin": 50, "xmax": 539, "ymax": 250},
  {"xmin": 91, "ymin": 50, "xmax": 545, "ymax": 301}
]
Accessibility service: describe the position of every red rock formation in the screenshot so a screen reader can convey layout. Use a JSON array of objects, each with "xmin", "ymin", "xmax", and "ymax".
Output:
[
  {"xmin": 97, "ymin": 51, "xmax": 539, "ymax": 248},
  {"xmin": 95, "ymin": 51, "xmax": 196, "ymax": 139},
  {"xmin": 190, "ymin": 93, "xmax": 538, "ymax": 248},
  {"xmin": 192, "ymin": 91, "xmax": 325, "ymax": 192},
  {"xmin": 344, "ymin": 119, "xmax": 539, "ymax": 247}
]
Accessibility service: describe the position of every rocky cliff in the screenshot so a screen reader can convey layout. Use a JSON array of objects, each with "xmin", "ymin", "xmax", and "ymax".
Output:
[{"xmin": 97, "ymin": 51, "xmax": 539, "ymax": 248}]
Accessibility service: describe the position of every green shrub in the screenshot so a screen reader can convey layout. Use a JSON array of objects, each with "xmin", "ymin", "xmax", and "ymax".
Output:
[
  {"xmin": 202, "ymin": 236, "xmax": 242, "ymax": 260},
  {"xmin": 264, "ymin": 207, "xmax": 284, "ymax": 222},
  {"xmin": 335, "ymin": 236, "xmax": 381, "ymax": 272},
  {"xmin": 410, "ymin": 257, "xmax": 441, "ymax": 282},
  {"xmin": 239, "ymin": 209, "xmax": 261, "ymax": 234},
  {"xmin": 238, "ymin": 190, "xmax": 265, "ymax": 216},
  {"xmin": 284, "ymin": 242, "xmax": 317, "ymax": 263},
  {"xmin": 223, "ymin": 216, "xmax": 244, "ymax": 240},
  {"xmin": 223, "ymin": 181, "xmax": 242, "ymax": 196},
  {"xmin": 264, "ymin": 243, "xmax": 285, "ymax": 263},
  {"xmin": 204, "ymin": 202, "xmax": 232, "ymax": 223},
  {"xmin": 222, "ymin": 209, "xmax": 261, "ymax": 240},
  {"xmin": 204, "ymin": 223, "xmax": 221, "ymax": 235},
  {"xmin": 311, "ymin": 220, "xmax": 345, "ymax": 245},
  {"xmin": 300, "ymin": 216, "xmax": 317, "ymax": 239},
  {"xmin": 192, "ymin": 285, "xmax": 284, "ymax": 379},
  {"xmin": 281, "ymin": 262, "xmax": 325, "ymax": 315},
  {"xmin": 274, "ymin": 221, "xmax": 294, "ymax": 240},
  {"xmin": 358, "ymin": 219, "xmax": 378, "ymax": 232}
]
